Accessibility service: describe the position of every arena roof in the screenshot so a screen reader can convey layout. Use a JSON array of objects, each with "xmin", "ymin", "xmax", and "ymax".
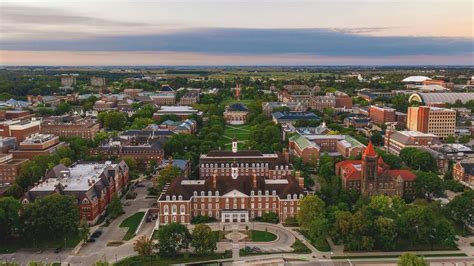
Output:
[
  {"xmin": 409, "ymin": 92, "xmax": 474, "ymax": 104},
  {"xmin": 402, "ymin": 76, "xmax": 432, "ymax": 82}
]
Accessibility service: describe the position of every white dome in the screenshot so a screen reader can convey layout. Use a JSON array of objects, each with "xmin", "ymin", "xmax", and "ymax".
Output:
[{"xmin": 402, "ymin": 76, "xmax": 432, "ymax": 82}]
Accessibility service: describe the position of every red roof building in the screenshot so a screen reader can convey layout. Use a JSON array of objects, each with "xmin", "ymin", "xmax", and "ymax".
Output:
[{"xmin": 336, "ymin": 142, "xmax": 416, "ymax": 197}]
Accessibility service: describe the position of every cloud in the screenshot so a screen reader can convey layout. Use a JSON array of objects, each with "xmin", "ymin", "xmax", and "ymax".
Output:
[
  {"xmin": 0, "ymin": 5, "xmax": 147, "ymax": 27},
  {"xmin": 1, "ymin": 28, "xmax": 472, "ymax": 58}
]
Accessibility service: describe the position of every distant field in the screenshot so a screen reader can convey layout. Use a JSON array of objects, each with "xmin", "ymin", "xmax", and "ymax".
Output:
[{"xmin": 219, "ymin": 124, "xmax": 251, "ymax": 150}]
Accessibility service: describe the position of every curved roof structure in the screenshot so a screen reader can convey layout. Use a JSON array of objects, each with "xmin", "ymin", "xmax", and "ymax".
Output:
[
  {"xmin": 409, "ymin": 92, "xmax": 474, "ymax": 104},
  {"xmin": 402, "ymin": 76, "xmax": 432, "ymax": 83},
  {"xmin": 227, "ymin": 103, "xmax": 249, "ymax": 112}
]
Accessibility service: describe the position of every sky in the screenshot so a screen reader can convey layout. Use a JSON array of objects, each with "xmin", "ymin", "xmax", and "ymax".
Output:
[{"xmin": 0, "ymin": 0, "xmax": 473, "ymax": 66}]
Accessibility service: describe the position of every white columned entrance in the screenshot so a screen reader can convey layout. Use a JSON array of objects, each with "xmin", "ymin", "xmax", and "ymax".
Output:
[{"xmin": 221, "ymin": 210, "xmax": 249, "ymax": 223}]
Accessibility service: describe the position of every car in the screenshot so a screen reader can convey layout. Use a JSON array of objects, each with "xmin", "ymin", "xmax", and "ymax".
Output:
[
  {"xmin": 54, "ymin": 247, "xmax": 62, "ymax": 253},
  {"xmin": 87, "ymin": 238, "xmax": 96, "ymax": 243},
  {"xmin": 91, "ymin": 230, "xmax": 103, "ymax": 238}
]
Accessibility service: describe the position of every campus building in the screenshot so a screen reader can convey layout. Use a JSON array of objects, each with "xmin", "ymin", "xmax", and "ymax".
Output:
[
  {"xmin": 289, "ymin": 130, "xmax": 366, "ymax": 163},
  {"xmin": 407, "ymin": 106, "xmax": 456, "ymax": 138},
  {"xmin": 199, "ymin": 139, "xmax": 292, "ymax": 179},
  {"xmin": 23, "ymin": 161, "xmax": 129, "ymax": 222},
  {"xmin": 157, "ymin": 141, "xmax": 306, "ymax": 225},
  {"xmin": 0, "ymin": 119, "xmax": 41, "ymax": 143},
  {"xmin": 153, "ymin": 106, "xmax": 203, "ymax": 120},
  {"xmin": 384, "ymin": 130, "xmax": 441, "ymax": 155},
  {"xmin": 223, "ymin": 103, "xmax": 249, "ymax": 125},
  {"xmin": 0, "ymin": 153, "xmax": 28, "ymax": 184},
  {"xmin": 453, "ymin": 159, "xmax": 474, "ymax": 186},
  {"xmin": 336, "ymin": 142, "xmax": 416, "ymax": 197},
  {"xmin": 92, "ymin": 138, "xmax": 164, "ymax": 170},
  {"xmin": 10, "ymin": 134, "xmax": 67, "ymax": 160},
  {"xmin": 40, "ymin": 115, "xmax": 100, "ymax": 139}
]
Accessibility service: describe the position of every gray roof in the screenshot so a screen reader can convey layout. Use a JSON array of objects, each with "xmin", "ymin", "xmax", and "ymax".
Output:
[{"xmin": 411, "ymin": 93, "xmax": 474, "ymax": 104}]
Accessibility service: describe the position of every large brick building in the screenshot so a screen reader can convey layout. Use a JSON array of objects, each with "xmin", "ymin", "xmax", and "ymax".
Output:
[
  {"xmin": 199, "ymin": 140, "xmax": 292, "ymax": 179},
  {"xmin": 23, "ymin": 161, "xmax": 129, "ymax": 222},
  {"xmin": 10, "ymin": 134, "xmax": 67, "ymax": 160},
  {"xmin": 384, "ymin": 130, "xmax": 441, "ymax": 155},
  {"xmin": 93, "ymin": 138, "xmax": 164, "ymax": 170},
  {"xmin": 369, "ymin": 106, "xmax": 396, "ymax": 125},
  {"xmin": 289, "ymin": 133, "xmax": 365, "ymax": 163},
  {"xmin": 336, "ymin": 142, "xmax": 416, "ymax": 197},
  {"xmin": 453, "ymin": 159, "xmax": 474, "ymax": 186},
  {"xmin": 157, "ymin": 143, "xmax": 306, "ymax": 225},
  {"xmin": 407, "ymin": 106, "xmax": 456, "ymax": 139},
  {"xmin": 40, "ymin": 116, "xmax": 100, "ymax": 139},
  {"xmin": 0, "ymin": 119, "xmax": 41, "ymax": 143},
  {"xmin": 0, "ymin": 153, "xmax": 28, "ymax": 184}
]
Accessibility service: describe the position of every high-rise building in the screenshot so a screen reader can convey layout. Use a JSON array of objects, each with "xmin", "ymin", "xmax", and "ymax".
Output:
[
  {"xmin": 91, "ymin": 77, "xmax": 106, "ymax": 87},
  {"xmin": 407, "ymin": 106, "xmax": 456, "ymax": 138},
  {"xmin": 60, "ymin": 76, "xmax": 76, "ymax": 87}
]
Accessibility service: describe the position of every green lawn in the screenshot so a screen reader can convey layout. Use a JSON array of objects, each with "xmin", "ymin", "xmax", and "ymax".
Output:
[
  {"xmin": 0, "ymin": 233, "xmax": 82, "ymax": 254},
  {"xmin": 120, "ymin": 212, "xmax": 145, "ymax": 241},
  {"xmin": 297, "ymin": 230, "xmax": 331, "ymax": 252},
  {"xmin": 291, "ymin": 239, "xmax": 311, "ymax": 254},
  {"xmin": 116, "ymin": 252, "xmax": 232, "ymax": 266},
  {"xmin": 249, "ymin": 230, "xmax": 277, "ymax": 242},
  {"xmin": 219, "ymin": 124, "xmax": 252, "ymax": 150}
]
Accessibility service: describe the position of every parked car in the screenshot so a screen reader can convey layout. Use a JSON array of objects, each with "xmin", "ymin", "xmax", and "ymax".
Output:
[
  {"xmin": 87, "ymin": 238, "xmax": 96, "ymax": 243},
  {"xmin": 54, "ymin": 247, "xmax": 62, "ymax": 253}
]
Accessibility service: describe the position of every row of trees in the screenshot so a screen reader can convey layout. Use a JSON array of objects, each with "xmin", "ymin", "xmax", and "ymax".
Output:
[
  {"xmin": 0, "ymin": 195, "xmax": 81, "ymax": 244},
  {"xmin": 134, "ymin": 223, "xmax": 217, "ymax": 258},
  {"xmin": 297, "ymin": 194, "xmax": 457, "ymax": 252}
]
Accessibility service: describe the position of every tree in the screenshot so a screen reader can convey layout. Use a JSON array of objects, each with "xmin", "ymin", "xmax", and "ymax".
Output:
[
  {"xmin": 399, "ymin": 148, "xmax": 436, "ymax": 172},
  {"xmin": 101, "ymin": 111, "xmax": 127, "ymax": 131},
  {"xmin": 21, "ymin": 194, "xmax": 80, "ymax": 242},
  {"xmin": 133, "ymin": 235, "xmax": 154, "ymax": 257},
  {"xmin": 78, "ymin": 219, "xmax": 90, "ymax": 243},
  {"xmin": 445, "ymin": 136, "xmax": 456, "ymax": 144},
  {"xmin": 155, "ymin": 223, "xmax": 191, "ymax": 257},
  {"xmin": 297, "ymin": 195, "xmax": 325, "ymax": 230},
  {"xmin": 459, "ymin": 135, "xmax": 470, "ymax": 144},
  {"xmin": 55, "ymin": 102, "xmax": 72, "ymax": 115},
  {"xmin": 370, "ymin": 132, "xmax": 383, "ymax": 146},
  {"xmin": 59, "ymin": 157, "xmax": 73, "ymax": 167},
  {"xmin": 414, "ymin": 172, "xmax": 445, "ymax": 200},
  {"xmin": 258, "ymin": 212, "xmax": 279, "ymax": 224},
  {"xmin": 156, "ymin": 165, "xmax": 182, "ymax": 191},
  {"xmin": 0, "ymin": 197, "xmax": 21, "ymax": 239},
  {"xmin": 191, "ymin": 224, "xmax": 217, "ymax": 256},
  {"xmin": 398, "ymin": 253, "xmax": 428, "ymax": 266},
  {"xmin": 444, "ymin": 190, "xmax": 474, "ymax": 229},
  {"xmin": 3, "ymin": 183, "xmax": 24, "ymax": 199},
  {"xmin": 106, "ymin": 195, "xmax": 124, "ymax": 219},
  {"xmin": 374, "ymin": 216, "xmax": 397, "ymax": 251}
]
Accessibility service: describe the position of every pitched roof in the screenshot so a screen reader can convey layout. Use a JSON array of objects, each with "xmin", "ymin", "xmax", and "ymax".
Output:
[
  {"xmin": 362, "ymin": 141, "xmax": 376, "ymax": 158},
  {"xmin": 160, "ymin": 174, "xmax": 304, "ymax": 200}
]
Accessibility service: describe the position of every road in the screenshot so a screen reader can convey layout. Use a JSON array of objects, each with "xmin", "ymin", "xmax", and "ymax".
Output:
[{"xmin": 1, "ymin": 179, "xmax": 156, "ymax": 266}]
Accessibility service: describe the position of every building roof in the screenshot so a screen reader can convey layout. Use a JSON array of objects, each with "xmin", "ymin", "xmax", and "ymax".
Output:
[
  {"xmin": 363, "ymin": 142, "xmax": 376, "ymax": 157},
  {"xmin": 273, "ymin": 112, "xmax": 319, "ymax": 121},
  {"xmin": 402, "ymin": 76, "xmax": 432, "ymax": 82},
  {"xmin": 409, "ymin": 92, "xmax": 474, "ymax": 104},
  {"xmin": 159, "ymin": 174, "xmax": 304, "ymax": 200},
  {"xmin": 226, "ymin": 103, "xmax": 249, "ymax": 112},
  {"xmin": 289, "ymin": 134, "xmax": 317, "ymax": 150},
  {"xmin": 388, "ymin": 130, "xmax": 440, "ymax": 145},
  {"xmin": 459, "ymin": 159, "xmax": 474, "ymax": 175}
]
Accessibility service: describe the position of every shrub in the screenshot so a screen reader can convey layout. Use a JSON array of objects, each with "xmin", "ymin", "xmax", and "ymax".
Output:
[
  {"xmin": 191, "ymin": 215, "xmax": 216, "ymax": 224},
  {"xmin": 255, "ymin": 212, "xmax": 279, "ymax": 224},
  {"xmin": 291, "ymin": 239, "xmax": 311, "ymax": 253}
]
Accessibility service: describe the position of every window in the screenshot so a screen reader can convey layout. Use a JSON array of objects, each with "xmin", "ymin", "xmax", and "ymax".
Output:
[
  {"xmin": 208, "ymin": 191, "xmax": 212, "ymax": 196},
  {"xmin": 251, "ymin": 191, "xmax": 255, "ymax": 196},
  {"xmin": 172, "ymin": 195, "xmax": 176, "ymax": 201},
  {"xmin": 180, "ymin": 205, "xmax": 185, "ymax": 214},
  {"xmin": 216, "ymin": 191, "xmax": 219, "ymax": 196},
  {"xmin": 180, "ymin": 216, "xmax": 185, "ymax": 223},
  {"xmin": 172, "ymin": 205, "xmax": 177, "ymax": 214},
  {"xmin": 201, "ymin": 191, "xmax": 205, "ymax": 196},
  {"xmin": 272, "ymin": 190, "xmax": 276, "ymax": 195},
  {"xmin": 193, "ymin": 191, "xmax": 197, "ymax": 197},
  {"xmin": 164, "ymin": 205, "xmax": 169, "ymax": 214},
  {"xmin": 166, "ymin": 196, "xmax": 170, "ymax": 201},
  {"xmin": 178, "ymin": 195, "xmax": 182, "ymax": 201}
]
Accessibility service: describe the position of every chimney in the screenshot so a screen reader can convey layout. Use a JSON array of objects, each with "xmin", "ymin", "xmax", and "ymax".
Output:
[
  {"xmin": 296, "ymin": 171, "xmax": 304, "ymax": 189},
  {"xmin": 252, "ymin": 173, "xmax": 257, "ymax": 189},
  {"xmin": 212, "ymin": 174, "xmax": 217, "ymax": 189}
]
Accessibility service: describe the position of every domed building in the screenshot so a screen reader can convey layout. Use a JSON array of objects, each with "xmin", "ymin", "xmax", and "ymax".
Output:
[{"xmin": 223, "ymin": 103, "xmax": 249, "ymax": 125}]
